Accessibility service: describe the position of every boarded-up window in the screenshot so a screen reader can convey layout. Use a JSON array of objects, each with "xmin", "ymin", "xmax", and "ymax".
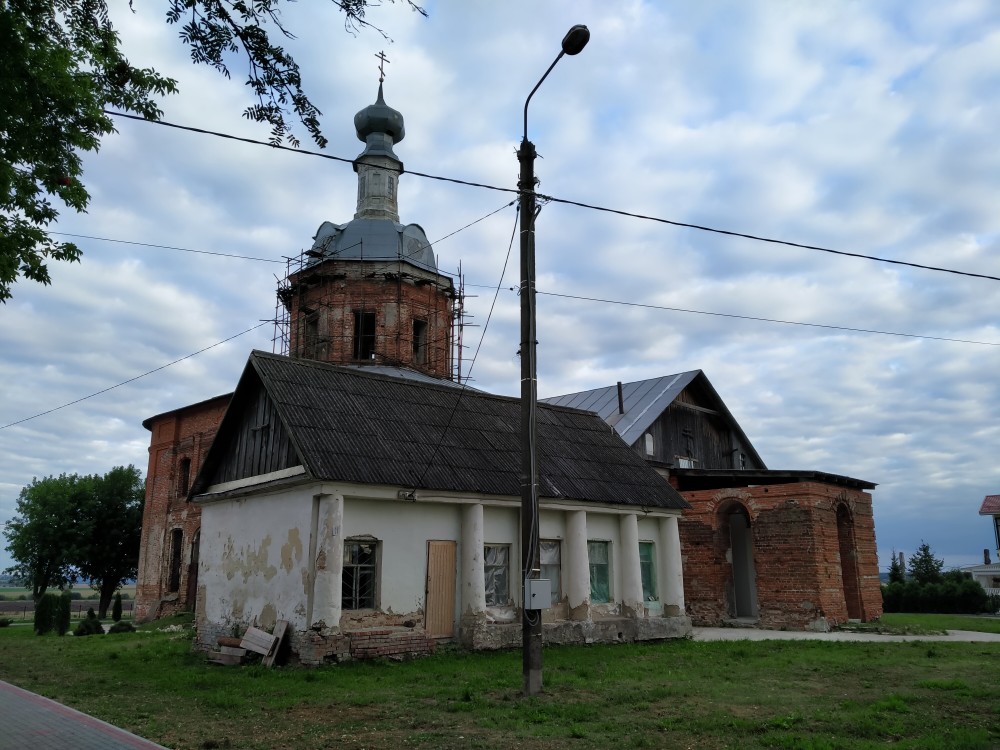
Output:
[
  {"xmin": 540, "ymin": 540, "xmax": 561, "ymax": 606},
  {"xmin": 303, "ymin": 312, "xmax": 320, "ymax": 359},
  {"xmin": 168, "ymin": 529, "xmax": 183, "ymax": 593},
  {"xmin": 353, "ymin": 310, "xmax": 376, "ymax": 360},
  {"xmin": 342, "ymin": 540, "xmax": 378, "ymax": 609},
  {"xmin": 412, "ymin": 319, "xmax": 428, "ymax": 365},
  {"xmin": 639, "ymin": 542, "xmax": 657, "ymax": 602},
  {"xmin": 588, "ymin": 541, "xmax": 610, "ymax": 603},
  {"xmin": 484, "ymin": 545, "xmax": 510, "ymax": 606}
]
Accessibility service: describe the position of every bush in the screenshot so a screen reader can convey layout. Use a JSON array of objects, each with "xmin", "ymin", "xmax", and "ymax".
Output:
[
  {"xmin": 882, "ymin": 574, "xmax": 993, "ymax": 614},
  {"xmin": 34, "ymin": 592, "xmax": 60, "ymax": 635},
  {"xmin": 107, "ymin": 620, "xmax": 135, "ymax": 634},
  {"xmin": 56, "ymin": 591, "xmax": 72, "ymax": 636},
  {"xmin": 0, "ymin": 618, "xmax": 13, "ymax": 628},
  {"xmin": 74, "ymin": 609, "xmax": 104, "ymax": 637},
  {"xmin": 68, "ymin": 591, "xmax": 83, "ymax": 600},
  {"xmin": 112, "ymin": 592, "xmax": 122, "ymax": 622}
]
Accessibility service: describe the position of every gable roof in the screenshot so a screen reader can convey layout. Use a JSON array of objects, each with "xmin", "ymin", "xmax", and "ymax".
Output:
[
  {"xmin": 980, "ymin": 495, "xmax": 1000, "ymax": 515},
  {"xmin": 193, "ymin": 351, "xmax": 687, "ymax": 510},
  {"xmin": 541, "ymin": 371, "xmax": 766, "ymax": 469}
]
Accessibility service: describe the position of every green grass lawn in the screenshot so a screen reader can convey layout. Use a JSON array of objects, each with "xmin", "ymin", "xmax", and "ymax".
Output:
[
  {"xmin": 879, "ymin": 613, "xmax": 1000, "ymax": 635},
  {"xmin": 2, "ymin": 615, "xmax": 999, "ymax": 749}
]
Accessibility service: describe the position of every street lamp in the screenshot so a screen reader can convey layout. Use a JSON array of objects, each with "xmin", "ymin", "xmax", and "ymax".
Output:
[{"xmin": 518, "ymin": 23, "xmax": 590, "ymax": 697}]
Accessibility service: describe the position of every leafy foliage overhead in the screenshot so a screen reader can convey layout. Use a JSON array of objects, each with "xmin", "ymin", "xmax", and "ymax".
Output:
[{"xmin": 0, "ymin": 0, "xmax": 424, "ymax": 302}]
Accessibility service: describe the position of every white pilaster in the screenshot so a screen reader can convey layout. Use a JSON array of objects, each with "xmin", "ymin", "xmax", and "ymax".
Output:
[
  {"xmin": 565, "ymin": 510, "xmax": 590, "ymax": 616},
  {"xmin": 311, "ymin": 493, "xmax": 344, "ymax": 630},
  {"xmin": 619, "ymin": 513, "xmax": 644, "ymax": 616},
  {"xmin": 461, "ymin": 503, "xmax": 486, "ymax": 616},
  {"xmin": 659, "ymin": 515, "xmax": 685, "ymax": 615}
]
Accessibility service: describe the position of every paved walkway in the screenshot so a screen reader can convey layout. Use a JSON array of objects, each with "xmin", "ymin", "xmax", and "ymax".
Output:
[
  {"xmin": 692, "ymin": 626, "xmax": 1000, "ymax": 642},
  {"xmin": 0, "ymin": 680, "xmax": 168, "ymax": 749}
]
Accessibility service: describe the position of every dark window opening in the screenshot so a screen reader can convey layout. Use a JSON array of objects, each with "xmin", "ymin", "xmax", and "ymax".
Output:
[
  {"xmin": 168, "ymin": 529, "xmax": 184, "ymax": 593},
  {"xmin": 303, "ymin": 312, "xmax": 320, "ymax": 359},
  {"xmin": 412, "ymin": 319, "xmax": 428, "ymax": 365},
  {"xmin": 177, "ymin": 457, "xmax": 191, "ymax": 497},
  {"xmin": 353, "ymin": 310, "xmax": 376, "ymax": 360},
  {"xmin": 343, "ymin": 540, "xmax": 378, "ymax": 609}
]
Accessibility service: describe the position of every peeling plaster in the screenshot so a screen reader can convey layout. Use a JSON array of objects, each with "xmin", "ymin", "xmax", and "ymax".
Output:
[
  {"xmin": 221, "ymin": 534, "xmax": 279, "ymax": 583},
  {"xmin": 281, "ymin": 528, "xmax": 303, "ymax": 573}
]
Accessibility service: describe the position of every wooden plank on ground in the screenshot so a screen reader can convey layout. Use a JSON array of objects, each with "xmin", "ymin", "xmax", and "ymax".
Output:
[
  {"xmin": 263, "ymin": 620, "xmax": 289, "ymax": 667},
  {"xmin": 240, "ymin": 625, "xmax": 278, "ymax": 656}
]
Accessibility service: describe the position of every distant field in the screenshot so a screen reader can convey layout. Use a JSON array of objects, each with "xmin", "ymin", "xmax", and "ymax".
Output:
[{"xmin": 0, "ymin": 585, "xmax": 137, "ymax": 619}]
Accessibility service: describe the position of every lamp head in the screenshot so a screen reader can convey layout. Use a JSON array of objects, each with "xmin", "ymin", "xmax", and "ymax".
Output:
[{"xmin": 561, "ymin": 24, "xmax": 590, "ymax": 56}]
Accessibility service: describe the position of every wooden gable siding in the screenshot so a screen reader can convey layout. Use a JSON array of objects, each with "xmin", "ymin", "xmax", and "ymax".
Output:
[
  {"xmin": 635, "ymin": 385, "xmax": 764, "ymax": 470},
  {"xmin": 211, "ymin": 384, "xmax": 300, "ymax": 485}
]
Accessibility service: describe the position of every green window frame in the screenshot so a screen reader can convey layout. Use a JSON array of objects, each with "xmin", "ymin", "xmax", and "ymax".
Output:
[{"xmin": 639, "ymin": 542, "xmax": 658, "ymax": 602}]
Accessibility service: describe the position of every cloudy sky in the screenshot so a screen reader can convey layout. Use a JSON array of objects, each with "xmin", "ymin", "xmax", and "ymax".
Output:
[{"xmin": 2, "ymin": 1, "xmax": 999, "ymax": 573}]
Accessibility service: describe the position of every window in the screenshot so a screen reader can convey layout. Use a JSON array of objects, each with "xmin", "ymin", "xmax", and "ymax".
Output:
[
  {"xmin": 342, "ymin": 540, "xmax": 378, "ymax": 609},
  {"xmin": 412, "ymin": 319, "xmax": 428, "ymax": 365},
  {"xmin": 484, "ymin": 545, "xmax": 510, "ymax": 606},
  {"xmin": 303, "ymin": 312, "xmax": 320, "ymax": 359},
  {"xmin": 588, "ymin": 541, "xmax": 610, "ymax": 603},
  {"xmin": 540, "ymin": 540, "xmax": 562, "ymax": 606},
  {"xmin": 353, "ymin": 310, "xmax": 376, "ymax": 360},
  {"xmin": 639, "ymin": 542, "xmax": 658, "ymax": 602},
  {"xmin": 676, "ymin": 456, "xmax": 697, "ymax": 469},
  {"xmin": 168, "ymin": 529, "xmax": 183, "ymax": 593},
  {"xmin": 177, "ymin": 457, "xmax": 191, "ymax": 497}
]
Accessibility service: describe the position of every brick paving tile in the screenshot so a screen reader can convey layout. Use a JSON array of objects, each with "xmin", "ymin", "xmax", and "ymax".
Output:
[{"xmin": 0, "ymin": 680, "xmax": 168, "ymax": 750}]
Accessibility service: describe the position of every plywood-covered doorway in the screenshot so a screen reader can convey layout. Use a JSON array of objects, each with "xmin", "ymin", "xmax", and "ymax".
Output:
[{"xmin": 424, "ymin": 540, "xmax": 456, "ymax": 637}]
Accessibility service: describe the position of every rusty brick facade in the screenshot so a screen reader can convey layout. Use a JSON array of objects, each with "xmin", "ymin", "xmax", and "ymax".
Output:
[
  {"xmin": 284, "ymin": 258, "xmax": 455, "ymax": 379},
  {"xmin": 134, "ymin": 395, "xmax": 230, "ymax": 622},
  {"xmin": 678, "ymin": 481, "xmax": 882, "ymax": 630}
]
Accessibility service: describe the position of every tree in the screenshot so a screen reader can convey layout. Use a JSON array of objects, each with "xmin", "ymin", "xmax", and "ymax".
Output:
[
  {"xmin": 75, "ymin": 465, "xmax": 145, "ymax": 619},
  {"xmin": 887, "ymin": 549, "xmax": 905, "ymax": 584},
  {"xmin": 908, "ymin": 541, "xmax": 944, "ymax": 586},
  {"xmin": 1, "ymin": 1, "xmax": 424, "ymax": 302},
  {"xmin": 3, "ymin": 473, "xmax": 83, "ymax": 599}
]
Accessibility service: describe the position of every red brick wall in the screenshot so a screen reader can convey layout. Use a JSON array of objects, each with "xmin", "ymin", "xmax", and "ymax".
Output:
[
  {"xmin": 679, "ymin": 482, "xmax": 881, "ymax": 630},
  {"xmin": 134, "ymin": 396, "xmax": 230, "ymax": 622},
  {"xmin": 287, "ymin": 261, "xmax": 455, "ymax": 379}
]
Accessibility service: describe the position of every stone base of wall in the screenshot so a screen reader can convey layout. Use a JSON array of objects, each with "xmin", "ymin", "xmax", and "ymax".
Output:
[{"xmin": 463, "ymin": 615, "xmax": 692, "ymax": 651}]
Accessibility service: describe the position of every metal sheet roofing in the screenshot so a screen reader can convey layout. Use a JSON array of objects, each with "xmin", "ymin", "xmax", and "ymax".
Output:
[{"xmin": 204, "ymin": 352, "xmax": 688, "ymax": 510}]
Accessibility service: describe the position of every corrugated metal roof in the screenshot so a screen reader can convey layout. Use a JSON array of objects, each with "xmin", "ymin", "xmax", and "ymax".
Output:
[
  {"xmin": 980, "ymin": 495, "xmax": 1000, "ymax": 515},
  {"xmin": 210, "ymin": 352, "xmax": 687, "ymax": 510}
]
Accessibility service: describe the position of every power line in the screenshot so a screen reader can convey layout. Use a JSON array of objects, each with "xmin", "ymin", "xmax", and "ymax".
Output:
[
  {"xmin": 537, "ymin": 290, "xmax": 1000, "ymax": 347},
  {"xmin": 49, "ymin": 232, "xmax": 284, "ymax": 263},
  {"xmin": 414, "ymin": 206, "xmax": 520, "ymax": 488},
  {"xmin": 105, "ymin": 110, "xmax": 1000, "ymax": 284},
  {"xmin": 0, "ymin": 323, "xmax": 270, "ymax": 430}
]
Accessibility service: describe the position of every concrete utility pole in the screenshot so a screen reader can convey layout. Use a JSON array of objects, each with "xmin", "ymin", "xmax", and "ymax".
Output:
[{"xmin": 518, "ymin": 23, "xmax": 590, "ymax": 698}]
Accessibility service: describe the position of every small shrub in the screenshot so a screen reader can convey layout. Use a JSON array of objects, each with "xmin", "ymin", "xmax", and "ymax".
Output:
[
  {"xmin": 69, "ymin": 591, "xmax": 83, "ymax": 600},
  {"xmin": 57, "ymin": 591, "xmax": 72, "ymax": 636},
  {"xmin": 0, "ymin": 618, "xmax": 13, "ymax": 628},
  {"xmin": 74, "ymin": 609, "xmax": 104, "ymax": 637},
  {"xmin": 112, "ymin": 592, "xmax": 123, "ymax": 622},
  {"xmin": 34, "ymin": 592, "xmax": 60, "ymax": 635},
  {"xmin": 108, "ymin": 620, "xmax": 135, "ymax": 634}
]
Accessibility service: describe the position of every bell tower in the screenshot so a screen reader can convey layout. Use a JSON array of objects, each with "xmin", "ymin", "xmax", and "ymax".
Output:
[{"xmin": 278, "ymin": 81, "xmax": 459, "ymax": 380}]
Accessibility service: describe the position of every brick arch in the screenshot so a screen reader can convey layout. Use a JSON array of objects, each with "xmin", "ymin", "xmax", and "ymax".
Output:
[{"xmin": 715, "ymin": 499, "xmax": 759, "ymax": 619}]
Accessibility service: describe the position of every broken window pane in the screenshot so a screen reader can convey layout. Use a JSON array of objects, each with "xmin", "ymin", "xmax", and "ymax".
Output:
[
  {"xmin": 588, "ymin": 541, "xmax": 610, "ymax": 603},
  {"xmin": 639, "ymin": 542, "xmax": 658, "ymax": 601},
  {"xmin": 540, "ymin": 539, "xmax": 561, "ymax": 605},
  {"xmin": 484, "ymin": 544, "xmax": 509, "ymax": 606},
  {"xmin": 343, "ymin": 540, "xmax": 378, "ymax": 609}
]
